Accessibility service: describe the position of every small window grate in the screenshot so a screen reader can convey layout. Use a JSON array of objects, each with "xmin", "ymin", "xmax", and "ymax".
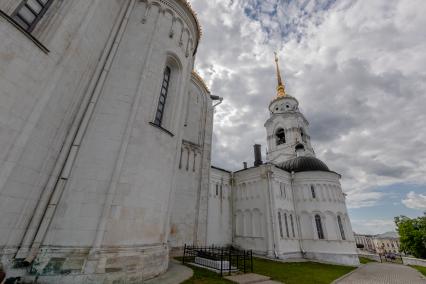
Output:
[
  {"xmin": 338, "ymin": 215, "xmax": 346, "ymax": 240},
  {"xmin": 154, "ymin": 67, "xmax": 171, "ymax": 126},
  {"xmin": 315, "ymin": 214, "xmax": 324, "ymax": 239},
  {"xmin": 12, "ymin": 0, "xmax": 54, "ymax": 32}
]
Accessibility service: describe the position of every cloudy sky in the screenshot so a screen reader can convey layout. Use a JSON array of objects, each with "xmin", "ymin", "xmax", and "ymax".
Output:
[{"xmin": 190, "ymin": 0, "xmax": 426, "ymax": 234}]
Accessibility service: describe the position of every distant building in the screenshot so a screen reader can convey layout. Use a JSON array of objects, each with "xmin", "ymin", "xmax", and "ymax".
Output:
[
  {"xmin": 354, "ymin": 233, "xmax": 375, "ymax": 252},
  {"xmin": 373, "ymin": 232, "xmax": 401, "ymax": 254},
  {"xmin": 355, "ymin": 232, "xmax": 400, "ymax": 254}
]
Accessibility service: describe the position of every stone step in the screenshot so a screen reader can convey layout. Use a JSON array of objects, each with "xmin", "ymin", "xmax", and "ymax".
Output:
[{"xmin": 225, "ymin": 273, "xmax": 272, "ymax": 284}]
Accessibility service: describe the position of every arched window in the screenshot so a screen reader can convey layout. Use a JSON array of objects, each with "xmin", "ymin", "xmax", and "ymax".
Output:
[
  {"xmin": 290, "ymin": 214, "xmax": 295, "ymax": 237},
  {"xmin": 12, "ymin": 0, "xmax": 54, "ymax": 32},
  {"xmin": 275, "ymin": 128, "xmax": 286, "ymax": 145},
  {"xmin": 284, "ymin": 213, "xmax": 289, "ymax": 238},
  {"xmin": 154, "ymin": 66, "xmax": 171, "ymax": 126},
  {"xmin": 315, "ymin": 214, "xmax": 324, "ymax": 239},
  {"xmin": 278, "ymin": 212, "xmax": 284, "ymax": 238},
  {"xmin": 311, "ymin": 185, "xmax": 316, "ymax": 199},
  {"xmin": 337, "ymin": 215, "xmax": 346, "ymax": 240}
]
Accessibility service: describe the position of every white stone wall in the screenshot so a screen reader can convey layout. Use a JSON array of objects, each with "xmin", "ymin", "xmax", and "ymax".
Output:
[
  {"xmin": 0, "ymin": 0, "xmax": 205, "ymax": 281},
  {"xmin": 37, "ymin": 0, "xmax": 200, "ymax": 279},
  {"xmin": 292, "ymin": 171, "xmax": 359, "ymax": 265},
  {"xmin": 169, "ymin": 75, "xmax": 213, "ymax": 250},
  {"xmin": 207, "ymin": 165, "xmax": 359, "ymax": 265},
  {"xmin": 233, "ymin": 166, "xmax": 271, "ymax": 255},
  {"xmin": 206, "ymin": 168, "xmax": 232, "ymax": 246},
  {"xmin": 270, "ymin": 167, "xmax": 301, "ymax": 258},
  {"xmin": 0, "ymin": 0, "xmax": 125, "ymax": 258},
  {"xmin": 402, "ymin": 257, "xmax": 426, "ymax": 267}
]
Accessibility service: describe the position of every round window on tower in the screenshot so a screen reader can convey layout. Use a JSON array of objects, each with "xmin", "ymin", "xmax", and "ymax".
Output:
[{"xmin": 286, "ymin": 105, "xmax": 290, "ymax": 109}]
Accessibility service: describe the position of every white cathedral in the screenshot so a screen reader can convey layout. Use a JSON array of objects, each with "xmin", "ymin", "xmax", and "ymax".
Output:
[{"xmin": 0, "ymin": 0, "xmax": 358, "ymax": 282}]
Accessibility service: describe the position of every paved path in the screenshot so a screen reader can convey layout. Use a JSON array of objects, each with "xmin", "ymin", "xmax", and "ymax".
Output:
[
  {"xmin": 145, "ymin": 259, "xmax": 193, "ymax": 284},
  {"xmin": 225, "ymin": 273, "xmax": 282, "ymax": 284},
  {"xmin": 335, "ymin": 262, "xmax": 425, "ymax": 284}
]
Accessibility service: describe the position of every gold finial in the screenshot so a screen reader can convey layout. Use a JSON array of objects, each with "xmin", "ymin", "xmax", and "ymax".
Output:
[{"xmin": 274, "ymin": 52, "xmax": 286, "ymax": 98}]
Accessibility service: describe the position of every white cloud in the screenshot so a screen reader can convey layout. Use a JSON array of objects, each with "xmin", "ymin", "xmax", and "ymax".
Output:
[
  {"xmin": 402, "ymin": 191, "xmax": 426, "ymax": 210},
  {"xmin": 351, "ymin": 219, "xmax": 396, "ymax": 235},
  {"xmin": 191, "ymin": 0, "xmax": 426, "ymax": 209}
]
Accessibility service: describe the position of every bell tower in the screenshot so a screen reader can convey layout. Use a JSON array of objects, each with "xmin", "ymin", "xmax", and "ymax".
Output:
[{"xmin": 265, "ymin": 53, "xmax": 315, "ymax": 164}]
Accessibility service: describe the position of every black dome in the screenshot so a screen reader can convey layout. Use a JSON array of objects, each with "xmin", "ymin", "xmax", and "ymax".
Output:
[{"xmin": 278, "ymin": 156, "xmax": 330, "ymax": 173}]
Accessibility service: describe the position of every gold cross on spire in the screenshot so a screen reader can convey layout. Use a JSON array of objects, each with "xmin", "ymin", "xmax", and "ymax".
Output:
[{"xmin": 274, "ymin": 52, "xmax": 286, "ymax": 98}]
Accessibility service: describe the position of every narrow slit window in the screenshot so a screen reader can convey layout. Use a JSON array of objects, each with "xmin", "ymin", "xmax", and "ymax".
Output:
[
  {"xmin": 13, "ymin": 0, "xmax": 54, "ymax": 32},
  {"xmin": 315, "ymin": 214, "xmax": 324, "ymax": 239},
  {"xmin": 278, "ymin": 212, "xmax": 284, "ymax": 238},
  {"xmin": 300, "ymin": 128, "xmax": 307, "ymax": 142},
  {"xmin": 154, "ymin": 66, "xmax": 171, "ymax": 126},
  {"xmin": 337, "ymin": 215, "xmax": 346, "ymax": 240},
  {"xmin": 290, "ymin": 214, "xmax": 295, "ymax": 237},
  {"xmin": 311, "ymin": 185, "xmax": 316, "ymax": 199},
  {"xmin": 284, "ymin": 213, "xmax": 289, "ymax": 238}
]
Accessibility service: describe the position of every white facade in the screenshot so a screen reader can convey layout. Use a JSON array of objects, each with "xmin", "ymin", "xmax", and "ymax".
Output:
[
  {"xmin": 0, "ymin": 0, "xmax": 214, "ymax": 282},
  {"xmin": 207, "ymin": 165, "xmax": 359, "ymax": 266},
  {"xmin": 205, "ymin": 64, "xmax": 359, "ymax": 266},
  {"xmin": 0, "ymin": 0, "xmax": 358, "ymax": 282}
]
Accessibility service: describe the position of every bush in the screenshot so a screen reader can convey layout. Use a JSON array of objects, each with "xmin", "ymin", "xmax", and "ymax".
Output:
[{"xmin": 395, "ymin": 215, "xmax": 426, "ymax": 259}]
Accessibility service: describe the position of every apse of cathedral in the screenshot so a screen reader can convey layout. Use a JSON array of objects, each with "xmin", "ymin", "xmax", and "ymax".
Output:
[{"xmin": 0, "ymin": 0, "xmax": 357, "ymax": 282}]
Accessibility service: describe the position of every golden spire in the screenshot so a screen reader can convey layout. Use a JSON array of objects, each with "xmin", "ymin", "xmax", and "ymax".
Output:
[{"xmin": 274, "ymin": 52, "xmax": 286, "ymax": 98}]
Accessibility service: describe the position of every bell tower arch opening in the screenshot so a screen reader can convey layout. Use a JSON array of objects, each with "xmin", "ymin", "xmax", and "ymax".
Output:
[{"xmin": 275, "ymin": 128, "xmax": 286, "ymax": 145}]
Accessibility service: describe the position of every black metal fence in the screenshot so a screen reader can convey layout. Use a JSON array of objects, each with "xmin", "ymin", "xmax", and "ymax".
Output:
[{"xmin": 182, "ymin": 244, "xmax": 253, "ymax": 276}]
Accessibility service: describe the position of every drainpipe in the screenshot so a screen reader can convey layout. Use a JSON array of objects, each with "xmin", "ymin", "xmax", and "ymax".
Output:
[
  {"xmin": 230, "ymin": 171, "xmax": 235, "ymax": 245},
  {"xmin": 266, "ymin": 165, "xmax": 278, "ymax": 258},
  {"xmin": 290, "ymin": 171, "xmax": 305, "ymax": 256},
  {"xmin": 193, "ymin": 94, "xmax": 222, "ymax": 245}
]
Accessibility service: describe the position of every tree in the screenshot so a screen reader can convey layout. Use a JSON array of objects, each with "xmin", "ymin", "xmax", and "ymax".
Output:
[{"xmin": 394, "ymin": 215, "xmax": 426, "ymax": 259}]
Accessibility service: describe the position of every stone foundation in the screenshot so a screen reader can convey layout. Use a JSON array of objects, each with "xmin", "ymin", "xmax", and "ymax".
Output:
[
  {"xmin": 2, "ymin": 245, "xmax": 169, "ymax": 284},
  {"xmin": 304, "ymin": 251, "xmax": 360, "ymax": 266}
]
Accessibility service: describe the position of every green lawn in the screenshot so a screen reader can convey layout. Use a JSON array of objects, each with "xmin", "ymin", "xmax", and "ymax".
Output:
[
  {"xmin": 410, "ymin": 265, "xmax": 426, "ymax": 277},
  {"xmin": 359, "ymin": 257, "xmax": 376, "ymax": 264},
  {"xmin": 252, "ymin": 258, "xmax": 355, "ymax": 284},
  {"xmin": 179, "ymin": 257, "xmax": 356, "ymax": 284}
]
